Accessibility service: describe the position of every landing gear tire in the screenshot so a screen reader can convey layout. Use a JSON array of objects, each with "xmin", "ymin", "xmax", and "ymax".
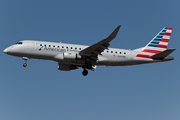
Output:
[
  {"xmin": 23, "ymin": 63, "xmax": 27, "ymax": 67},
  {"xmin": 82, "ymin": 69, "xmax": 88, "ymax": 76}
]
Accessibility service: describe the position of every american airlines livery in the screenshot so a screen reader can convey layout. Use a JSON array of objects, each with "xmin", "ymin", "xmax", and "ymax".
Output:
[{"xmin": 3, "ymin": 25, "xmax": 175, "ymax": 76}]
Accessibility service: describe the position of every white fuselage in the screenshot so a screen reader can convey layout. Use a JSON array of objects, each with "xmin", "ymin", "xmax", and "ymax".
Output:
[{"xmin": 4, "ymin": 40, "xmax": 161, "ymax": 66}]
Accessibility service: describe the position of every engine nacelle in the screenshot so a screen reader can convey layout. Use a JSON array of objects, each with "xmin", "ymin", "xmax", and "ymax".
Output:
[
  {"xmin": 58, "ymin": 62, "xmax": 77, "ymax": 71},
  {"xmin": 63, "ymin": 52, "xmax": 81, "ymax": 60}
]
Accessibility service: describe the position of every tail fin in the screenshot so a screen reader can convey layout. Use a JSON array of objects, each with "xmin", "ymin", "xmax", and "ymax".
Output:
[
  {"xmin": 136, "ymin": 27, "xmax": 173, "ymax": 59},
  {"xmin": 145, "ymin": 27, "xmax": 172, "ymax": 51}
]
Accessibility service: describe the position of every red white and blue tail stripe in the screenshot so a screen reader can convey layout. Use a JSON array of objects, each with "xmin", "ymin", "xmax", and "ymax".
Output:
[{"xmin": 136, "ymin": 27, "xmax": 173, "ymax": 59}]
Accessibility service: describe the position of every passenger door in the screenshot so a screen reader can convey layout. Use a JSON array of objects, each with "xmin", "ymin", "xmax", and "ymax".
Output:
[{"xmin": 31, "ymin": 42, "xmax": 36, "ymax": 51}]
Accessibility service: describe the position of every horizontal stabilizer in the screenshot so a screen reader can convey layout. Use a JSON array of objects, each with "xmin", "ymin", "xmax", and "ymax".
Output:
[{"xmin": 150, "ymin": 48, "xmax": 175, "ymax": 59}]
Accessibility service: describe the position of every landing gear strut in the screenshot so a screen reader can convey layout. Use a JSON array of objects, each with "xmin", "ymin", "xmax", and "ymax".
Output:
[
  {"xmin": 82, "ymin": 69, "xmax": 88, "ymax": 76},
  {"xmin": 85, "ymin": 60, "xmax": 92, "ymax": 69},
  {"xmin": 22, "ymin": 57, "xmax": 28, "ymax": 67},
  {"xmin": 86, "ymin": 63, "xmax": 92, "ymax": 69}
]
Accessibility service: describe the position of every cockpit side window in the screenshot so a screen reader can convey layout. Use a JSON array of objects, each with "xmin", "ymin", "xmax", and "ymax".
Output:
[{"xmin": 15, "ymin": 42, "xmax": 23, "ymax": 45}]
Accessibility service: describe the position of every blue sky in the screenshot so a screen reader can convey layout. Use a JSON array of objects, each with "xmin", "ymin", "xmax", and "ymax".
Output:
[{"xmin": 0, "ymin": 0, "xmax": 179, "ymax": 120}]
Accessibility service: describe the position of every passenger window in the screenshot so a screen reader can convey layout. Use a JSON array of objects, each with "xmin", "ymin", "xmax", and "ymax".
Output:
[
  {"xmin": 62, "ymin": 46, "xmax": 64, "ymax": 48},
  {"xmin": 49, "ymin": 45, "xmax": 51, "ymax": 47},
  {"xmin": 66, "ymin": 47, "xmax": 68, "ymax": 49},
  {"xmin": 44, "ymin": 45, "xmax": 46, "ymax": 47},
  {"xmin": 57, "ymin": 46, "xmax": 59, "ymax": 48},
  {"xmin": 124, "ymin": 52, "xmax": 126, "ymax": 54},
  {"xmin": 115, "ymin": 51, "xmax": 117, "ymax": 54},
  {"xmin": 71, "ymin": 47, "xmax": 73, "ymax": 49},
  {"xmin": 40, "ymin": 44, "xmax": 42, "ymax": 46},
  {"xmin": 79, "ymin": 48, "xmax": 81, "ymax": 50},
  {"xmin": 75, "ymin": 48, "xmax": 77, "ymax": 50},
  {"xmin": 53, "ymin": 45, "xmax": 55, "ymax": 47},
  {"xmin": 120, "ymin": 52, "xmax": 121, "ymax": 54},
  {"xmin": 111, "ymin": 51, "xmax": 113, "ymax": 53},
  {"xmin": 107, "ymin": 51, "xmax": 109, "ymax": 53}
]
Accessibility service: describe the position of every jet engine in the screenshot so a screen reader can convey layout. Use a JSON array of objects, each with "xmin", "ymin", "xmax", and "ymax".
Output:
[
  {"xmin": 58, "ymin": 62, "xmax": 77, "ymax": 71},
  {"xmin": 63, "ymin": 52, "xmax": 81, "ymax": 60}
]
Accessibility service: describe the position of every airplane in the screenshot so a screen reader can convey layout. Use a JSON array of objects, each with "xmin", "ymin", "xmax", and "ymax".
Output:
[{"xmin": 3, "ymin": 25, "xmax": 175, "ymax": 76}]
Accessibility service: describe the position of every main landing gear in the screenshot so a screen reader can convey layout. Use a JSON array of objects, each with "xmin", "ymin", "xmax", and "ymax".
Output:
[
  {"xmin": 82, "ymin": 61, "xmax": 92, "ymax": 76},
  {"xmin": 22, "ymin": 57, "xmax": 28, "ymax": 67}
]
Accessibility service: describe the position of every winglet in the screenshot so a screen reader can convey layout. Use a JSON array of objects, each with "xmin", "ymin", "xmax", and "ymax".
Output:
[{"xmin": 108, "ymin": 25, "xmax": 121, "ymax": 39}]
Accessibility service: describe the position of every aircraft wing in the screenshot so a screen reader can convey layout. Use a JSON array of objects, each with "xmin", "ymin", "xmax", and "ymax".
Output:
[{"xmin": 79, "ymin": 25, "xmax": 121, "ymax": 59}]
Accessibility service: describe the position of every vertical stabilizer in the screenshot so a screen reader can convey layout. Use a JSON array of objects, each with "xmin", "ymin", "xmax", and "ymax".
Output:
[{"xmin": 136, "ymin": 27, "xmax": 173, "ymax": 59}]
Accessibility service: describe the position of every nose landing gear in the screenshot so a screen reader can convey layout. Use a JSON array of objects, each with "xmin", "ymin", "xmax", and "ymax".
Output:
[{"xmin": 22, "ymin": 57, "xmax": 28, "ymax": 67}]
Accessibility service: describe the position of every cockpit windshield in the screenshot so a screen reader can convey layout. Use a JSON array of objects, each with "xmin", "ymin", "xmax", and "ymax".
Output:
[{"xmin": 14, "ymin": 42, "xmax": 23, "ymax": 45}]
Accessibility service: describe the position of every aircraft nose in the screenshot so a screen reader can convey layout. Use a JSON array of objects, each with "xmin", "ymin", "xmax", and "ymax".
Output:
[{"xmin": 3, "ymin": 48, "xmax": 8, "ymax": 54}]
